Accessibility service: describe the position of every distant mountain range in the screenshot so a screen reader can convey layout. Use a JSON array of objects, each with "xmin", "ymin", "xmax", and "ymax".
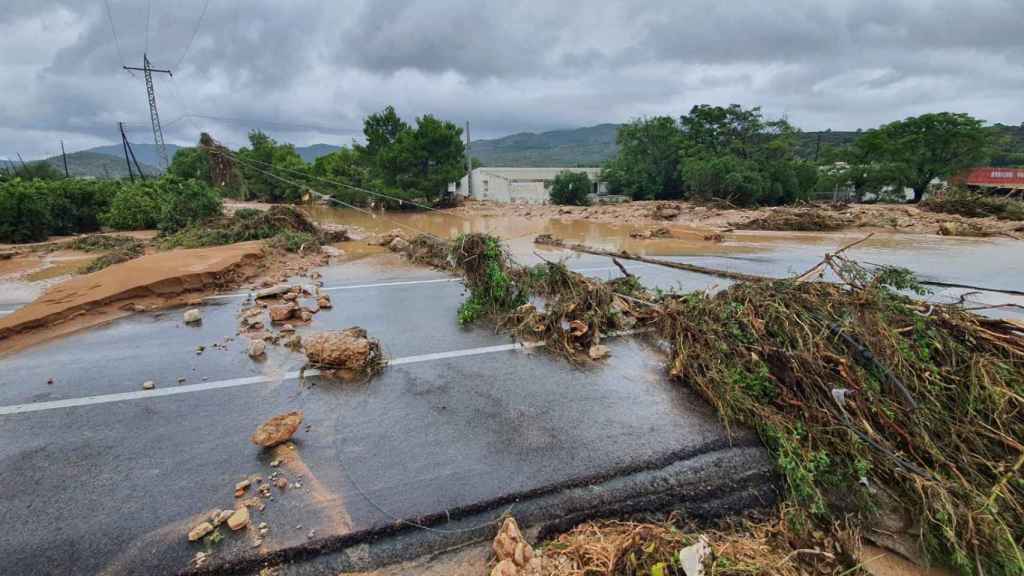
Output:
[{"xmin": 38, "ymin": 122, "xmax": 1024, "ymax": 179}]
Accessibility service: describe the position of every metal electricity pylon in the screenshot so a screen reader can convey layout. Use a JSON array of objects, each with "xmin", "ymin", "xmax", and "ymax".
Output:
[{"xmin": 124, "ymin": 54, "xmax": 172, "ymax": 170}]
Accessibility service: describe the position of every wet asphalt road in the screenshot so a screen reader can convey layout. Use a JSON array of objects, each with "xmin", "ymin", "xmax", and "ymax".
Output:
[
  {"xmin": 0, "ymin": 252, "xmax": 773, "ymax": 576},
  {"xmin": 1, "ymin": 236, "xmax": 1019, "ymax": 575}
]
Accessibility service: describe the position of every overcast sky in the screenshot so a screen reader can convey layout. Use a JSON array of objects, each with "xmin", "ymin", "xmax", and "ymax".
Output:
[{"xmin": 2, "ymin": 0, "xmax": 1022, "ymax": 160}]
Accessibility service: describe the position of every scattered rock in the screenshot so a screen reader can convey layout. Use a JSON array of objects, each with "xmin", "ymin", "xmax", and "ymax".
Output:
[
  {"xmin": 255, "ymin": 285, "xmax": 292, "ymax": 299},
  {"xmin": 491, "ymin": 517, "xmax": 542, "ymax": 575},
  {"xmin": 142, "ymin": 380, "xmax": 155, "ymax": 390},
  {"xmin": 183, "ymin": 308, "xmax": 202, "ymax": 324},
  {"xmin": 251, "ymin": 411, "xmax": 304, "ymax": 448},
  {"xmin": 248, "ymin": 340, "xmax": 267, "ymax": 358},
  {"xmin": 299, "ymin": 309, "xmax": 313, "ymax": 322},
  {"xmin": 235, "ymin": 479, "xmax": 252, "ymax": 494},
  {"xmin": 280, "ymin": 323, "xmax": 295, "ymax": 333},
  {"xmin": 282, "ymin": 292, "xmax": 299, "ymax": 302},
  {"xmin": 212, "ymin": 509, "xmax": 234, "ymax": 526},
  {"xmin": 227, "ymin": 507, "xmax": 250, "ymax": 531},
  {"xmin": 188, "ymin": 521, "xmax": 215, "ymax": 542},
  {"xmin": 281, "ymin": 334, "xmax": 302, "ymax": 350},
  {"xmin": 47, "ymin": 378, "xmax": 54, "ymax": 385},
  {"xmin": 269, "ymin": 459, "xmax": 281, "ymax": 468},
  {"xmin": 303, "ymin": 327, "xmax": 384, "ymax": 377},
  {"xmin": 703, "ymin": 232, "xmax": 724, "ymax": 242},
  {"xmin": 373, "ymin": 228, "xmax": 406, "ymax": 246},
  {"xmin": 268, "ymin": 304, "xmax": 296, "ymax": 322},
  {"xmin": 653, "ymin": 204, "xmax": 681, "ymax": 220},
  {"xmin": 588, "ymin": 344, "xmax": 610, "ymax": 360},
  {"xmin": 317, "ymin": 295, "xmax": 332, "ymax": 309},
  {"xmin": 388, "ymin": 237, "xmax": 411, "ymax": 252},
  {"xmin": 274, "ymin": 477, "xmax": 289, "ymax": 490}
]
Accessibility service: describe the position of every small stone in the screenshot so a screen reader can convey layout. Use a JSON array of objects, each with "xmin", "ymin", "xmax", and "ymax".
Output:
[
  {"xmin": 388, "ymin": 237, "xmax": 411, "ymax": 252},
  {"xmin": 280, "ymin": 324, "xmax": 295, "ymax": 333},
  {"xmin": 248, "ymin": 340, "xmax": 266, "ymax": 358},
  {"xmin": 268, "ymin": 304, "xmax": 295, "ymax": 322},
  {"xmin": 317, "ymin": 295, "xmax": 332, "ymax": 309},
  {"xmin": 251, "ymin": 411, "xmax": 304, "ymax": 448},
  {"xmin": 142, "ymin": 380, "xmax": 155, "ymax": 390},
  {"xmin": 235, "ymin": 479, "xmax": 252, "ymax": 493},
  {"xmin": 299, "ymin": 310, "xmax": 313, "ymax": 322},
  {"xmin": 188, "ymin": 521, "xmax": 214, "ymax": 542},
  {"xmin": 177, "ymin": 377, "xmax": 186, "ymax": 384},
  {"xmin": 183, "ymin": 308, "xmax": 202, "ymax": 324},
  {"xmin": 282, "ymin": 292, "xmax": 299, "ymax": 302},
  {"xmin": 588, "ymin": 344, "xmax": 610, "ymax": 360},
  {"xmin": 274, "ymin": 477, "xmax": 288, "ymax": 490},
  {"xmin": 269, "ymin": 459, "xmax": 281, "ymax": 468},
  {"xmin": 47, "ymin": 378, "xmax": 54, "ymax": 385},
  {"xmin": 252, "ymin": 539, "xmax": 262, "ymax": 548},
  {"xmin": 255, "ymin": 285, "xmax": 291, "ymax": 299},
  {"xmin": 213, "ymin": 509, "xmax": 234, "ymax": 526},
  {"xmin": 227, "ymin": 507, "xmax": 250, "ymax": 530}
]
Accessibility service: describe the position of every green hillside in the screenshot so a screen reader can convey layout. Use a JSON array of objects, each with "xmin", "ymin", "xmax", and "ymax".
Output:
[
  {"xmin": 38, "ymin": 151, "xmax": 161, "ymax": 179},
  {"xmin": 470, "ymin": 124, "xmax": 620, "ymax": 167}
]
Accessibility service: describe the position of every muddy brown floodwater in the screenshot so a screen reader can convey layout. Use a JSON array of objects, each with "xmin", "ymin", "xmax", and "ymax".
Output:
[{"xmin": 304, "ymin": 204, "xmax": 1024, "ymax": 319}]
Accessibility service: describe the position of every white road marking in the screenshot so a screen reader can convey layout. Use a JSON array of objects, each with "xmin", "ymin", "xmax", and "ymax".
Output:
[
  {"xmin": 0, "ymin": 329, "xmax": 650, "ymax": 416},
  {"xmin": 0, "ymin": 341, "xmax": 540, "ymax": 416}
]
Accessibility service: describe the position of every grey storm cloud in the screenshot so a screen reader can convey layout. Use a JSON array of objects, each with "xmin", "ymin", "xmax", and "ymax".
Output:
[{"xmin": 1, "ymin": 0, "xmax": 1022, "ymax": 160}]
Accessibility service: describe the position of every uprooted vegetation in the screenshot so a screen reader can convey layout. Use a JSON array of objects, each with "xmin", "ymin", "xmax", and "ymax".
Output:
[
  {"xmin": 426, "ymin": 233, "xmax": 1023, "ymax": 575},
  {"xmin": 533, "ymin": 511, "xmax": 836, "ymax": 576},
  {"xmin": 159, "ymin": 206, "xmax": 345, "ymax": 252},
  {"xmin": 735, "ymin": 205, "xmax": 851, "ymax": 231},
  {"xmin": 921, "ymin": 189, "xmax": 1024, "ymax": 221}
]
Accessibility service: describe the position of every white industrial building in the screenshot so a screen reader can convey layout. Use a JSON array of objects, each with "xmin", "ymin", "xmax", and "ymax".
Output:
[{"xmin": 450, "ymin": 167, "xmax": 607, "ymax": 204}]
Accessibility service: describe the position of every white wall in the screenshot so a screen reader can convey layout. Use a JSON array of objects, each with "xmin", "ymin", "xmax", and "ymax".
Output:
[{"xmin": 451, "ymin": 167, "xmax": 605, "ymax": 204}]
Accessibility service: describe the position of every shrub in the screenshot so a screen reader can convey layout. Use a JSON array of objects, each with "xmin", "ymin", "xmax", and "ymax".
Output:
[
  {"xmin": 101, "ymin": 183, "xmax": 160, "ymax": 230},
  {"xmin": 549, "ymin": 171, "xmax": 592, "ymax": 206},
  {"xmin": 155, "ymin": 178, "xmax": 223, "ymax": 233},
  {"xmin": 267, "ymin": 230, "xmax": 319, "ymax": 252},
  {"xmin": 0, "ymin": 180, "xmax": 50, "ymax": 243},
  {"xmin": 45, "ymin": 180, "xmax": 119, "ymax": 235}
]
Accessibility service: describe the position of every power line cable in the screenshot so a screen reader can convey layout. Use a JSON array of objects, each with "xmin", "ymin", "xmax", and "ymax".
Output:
[
  {"xmin": 172, "ymin": 0, "xmax": 211, "ymax": 70},
  {"xmin": 161, "ymin": 113, "xmax": 363, "ymax": 135},
  {"xmin": 207, "ymin": 146, "xmax": 444, "ymax": 239},
  {"xmin": 103, "ymin": 0, "xmax": 134, "ymax": 75},
  {"xmin": 208, "ymin": 145, "xmax": 468, "ymax": 218}
]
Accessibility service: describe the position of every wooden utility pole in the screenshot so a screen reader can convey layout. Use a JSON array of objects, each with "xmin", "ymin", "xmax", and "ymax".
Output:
[
  {"xmin": 60, "ymin": 140, "xmax": 70, "ymax": 177},
  {"xmin": 124, "ymin": 54, "xmax": 172, "ymax": 170}
]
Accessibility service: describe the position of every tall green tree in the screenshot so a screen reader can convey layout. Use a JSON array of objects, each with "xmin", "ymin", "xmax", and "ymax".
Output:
[
  {"xmin": 311, "ymin": 146, "xmax": 372, "ymax": 206},
  {"xmin": 359, "ymin": 105, "xmax": 410, "ymax": 159},
  {"xmin": 677, "ymin": 104, "xmax": 814, "ymax": 205},
  {"xmin": 235, "ymin": 131, "xmax": 308, "ymax": 202},
  {"xmin": 375, "ymin": 113, "xmax": 465, "ymax": 204},
  {"xmin": 857, "ymin": 112, "xmax": 991, "ymax": 203},
  {"xmin": 603, "ymin": 116, "xmax": 683, "ymax": 200}
]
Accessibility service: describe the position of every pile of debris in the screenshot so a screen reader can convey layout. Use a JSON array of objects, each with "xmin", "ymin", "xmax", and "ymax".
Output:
[
  {"xmin": 628, "ymin": 226, "xmax": 673, "ymax": 239},
  {"xmin": 442, "ymin": 234, "xmax": 1023, "ymax": 575},
  {"xmin": 655, "ymin": 257, "xmax": 1023, "ymax": 575},
  {"xmin": 160, "ymin": 206, "xmax": 348, "ymax": 250},
  {"xmin": 735, "ymin": 206, "xmax": 850, "ymax": 231}
]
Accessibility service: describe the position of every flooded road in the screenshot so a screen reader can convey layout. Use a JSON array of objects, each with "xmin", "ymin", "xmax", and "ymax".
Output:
[{"xmin": 306, "ymin": 205, "xmax": 1024, "ymax": 295}]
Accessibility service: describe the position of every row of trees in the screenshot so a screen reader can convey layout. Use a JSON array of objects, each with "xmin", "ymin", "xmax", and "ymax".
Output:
[
  {"xmin": 169, "ymin": 106, "xmax": 466, "ymax": 207},
  {"xmin": 602, "ymin": 106, "xmax": 995, "ymax": 205}
]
